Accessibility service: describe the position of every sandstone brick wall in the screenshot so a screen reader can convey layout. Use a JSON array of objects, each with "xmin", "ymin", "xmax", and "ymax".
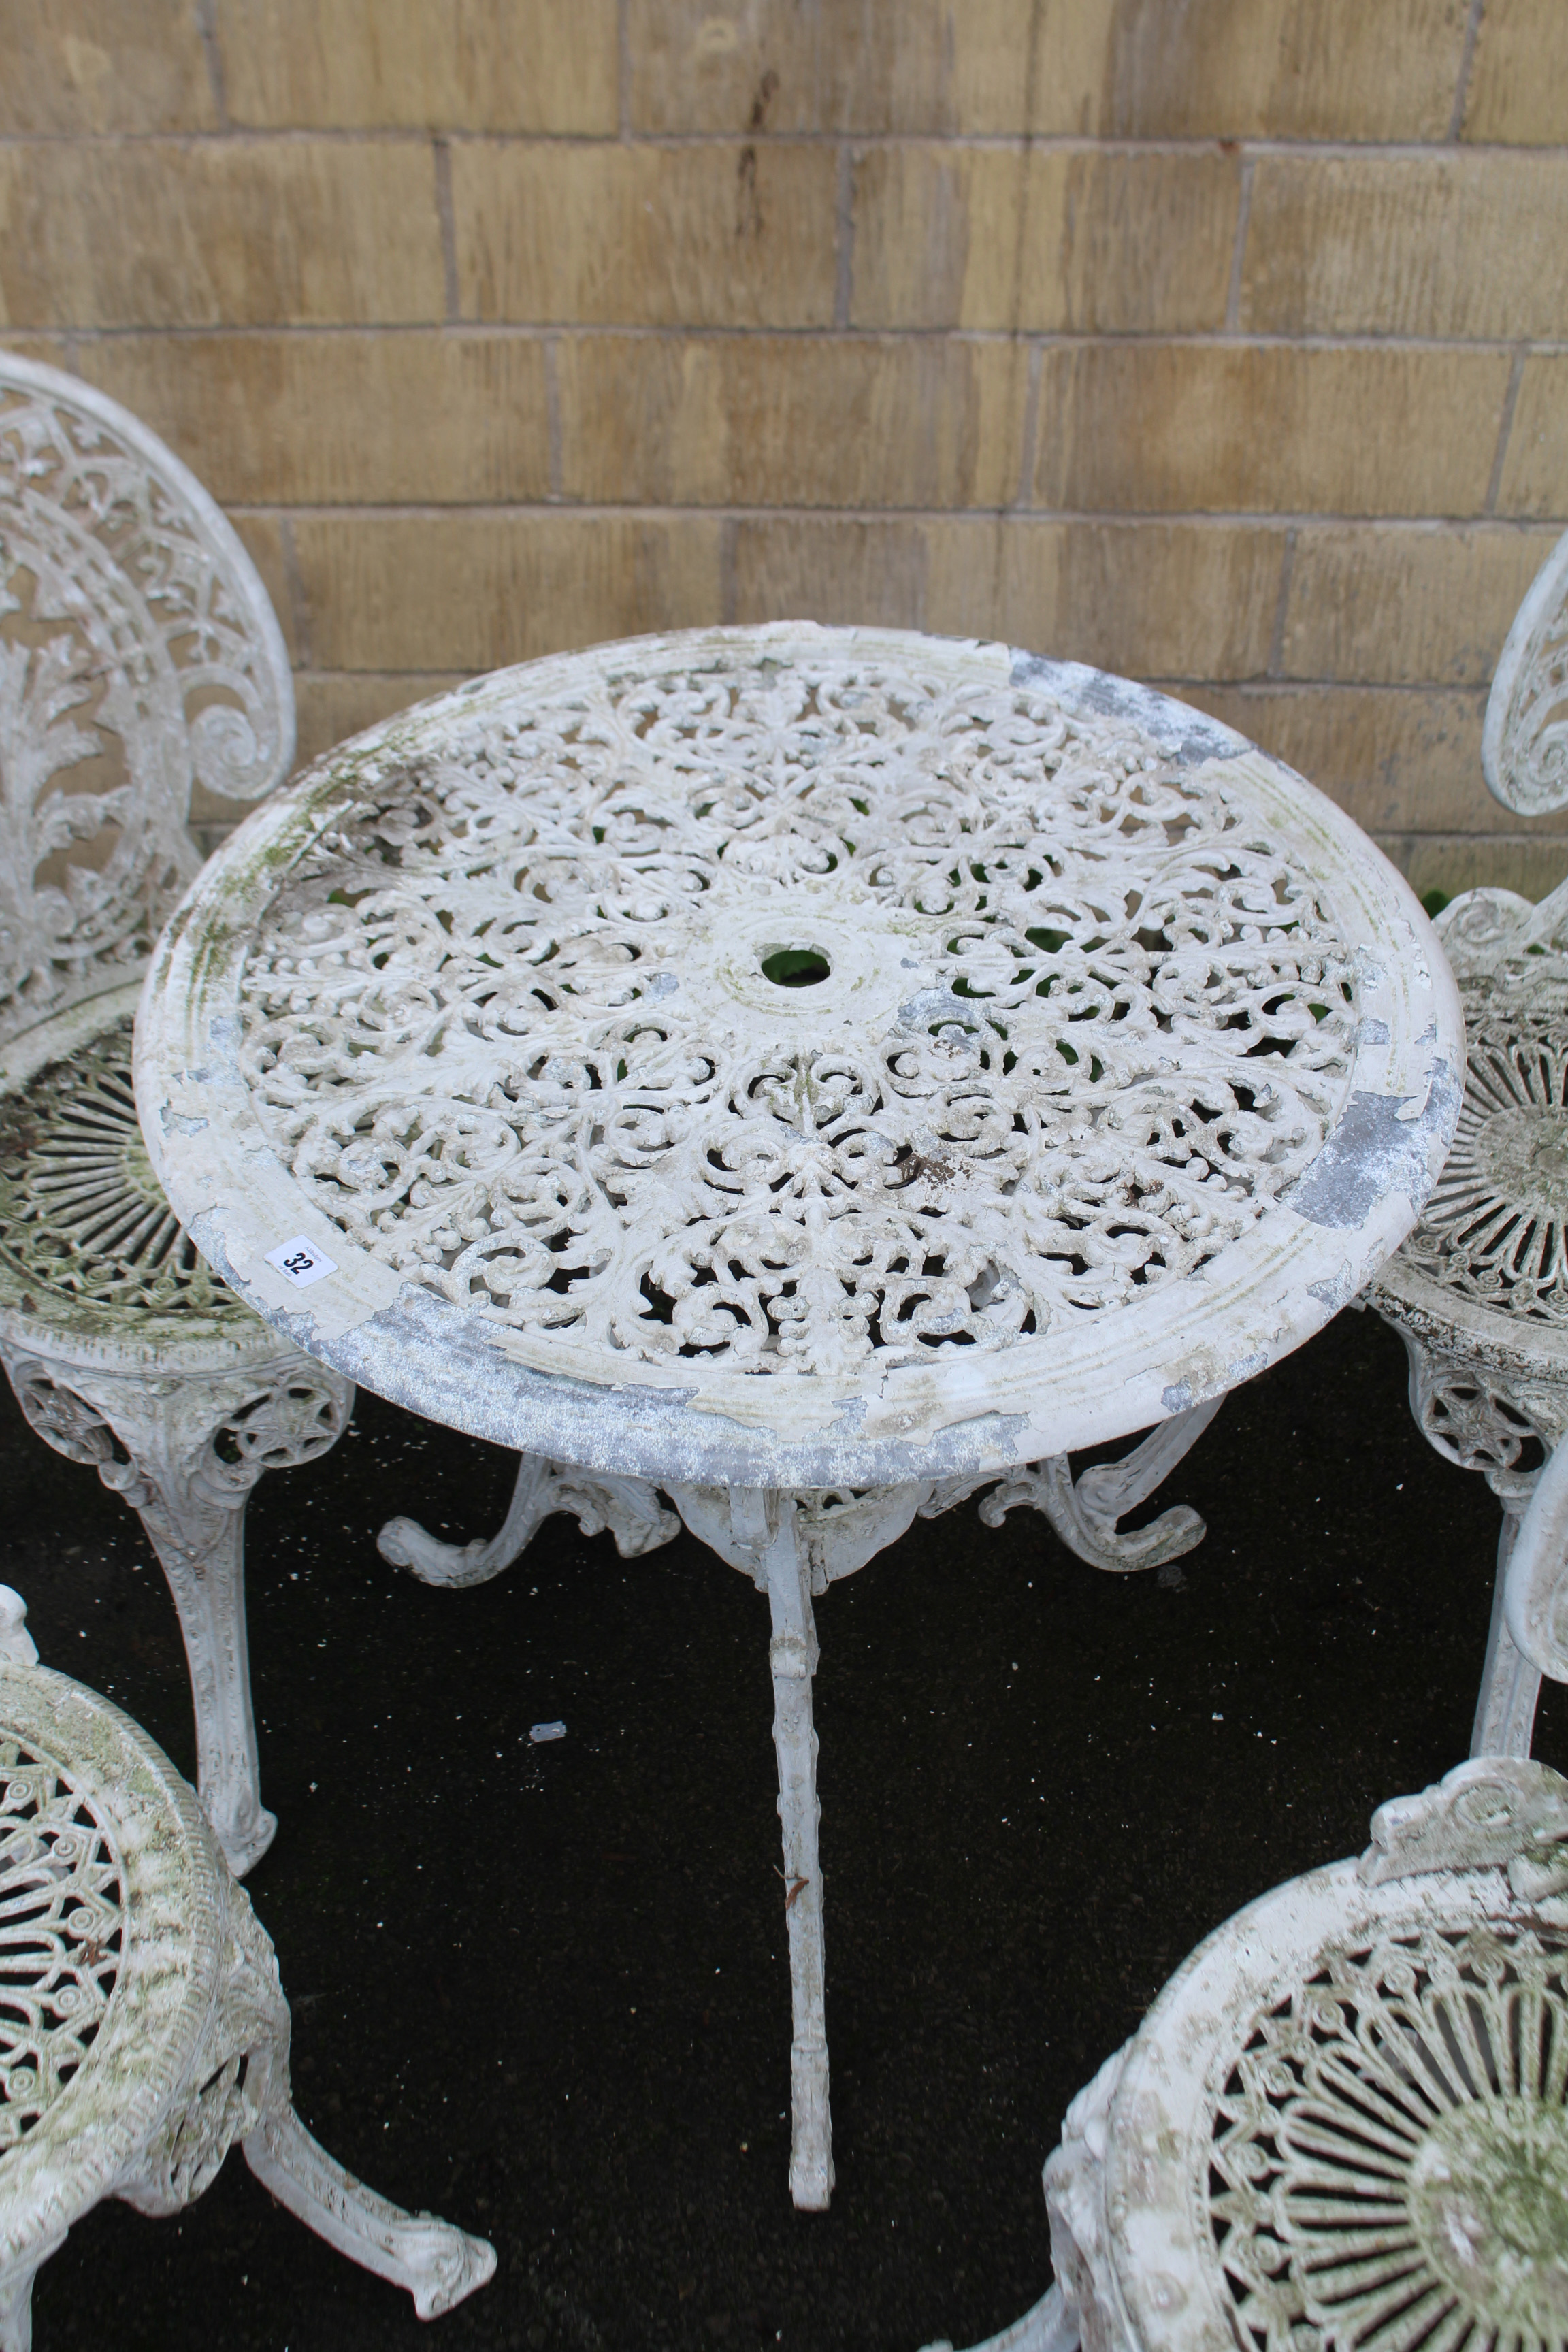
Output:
[{"xmin": 4, "ymin": 0, "xmax": 1567, "ymax": 894}]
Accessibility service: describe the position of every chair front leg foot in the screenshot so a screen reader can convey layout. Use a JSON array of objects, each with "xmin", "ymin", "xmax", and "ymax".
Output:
[
  {"xmin": 244, "ymin": 2110, "xmax": 496, "ymax": 2318},
  {"xmin": 918, "ymin": 2283, "xmax": 1076, "ymax": 2352},
  {"xmin": 379, "ymin": 1452, "xmax": 679, "ymax": 1587}
]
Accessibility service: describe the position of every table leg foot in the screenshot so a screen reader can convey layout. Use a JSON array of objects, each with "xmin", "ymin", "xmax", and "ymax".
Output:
[
  {"xmin": 971, "ymin": 1396, "xmax": 1225, "ymax": 1572},
  {"xmin": 789, "ymin": 2033, "xmax": 833, "ymax": 2211},
  {"xmin": 379, "ymin": 1452, "xmax": 679, "ymax": 1587},
  {"xmin": 733, "ymin": 1488, "xmax": 836, "ymax": 2210}
]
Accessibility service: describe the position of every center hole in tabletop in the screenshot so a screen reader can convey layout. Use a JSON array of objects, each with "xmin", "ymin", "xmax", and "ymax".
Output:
[{"xmin": 760, "ymin": 947, "xmax": 832, "ymax": 988}]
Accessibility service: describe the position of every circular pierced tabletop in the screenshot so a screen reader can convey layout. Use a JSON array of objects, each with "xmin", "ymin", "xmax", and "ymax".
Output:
[{"xmin": 135, "ymin": 625, "xmax": 1462, "ymax": 1490}]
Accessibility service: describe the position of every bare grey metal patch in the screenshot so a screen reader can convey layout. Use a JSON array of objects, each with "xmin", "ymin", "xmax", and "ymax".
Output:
[
  {"xmin": 301, "ymin": 1279, "xmax": 1030, "ymax": 1490},
  {"xmin": 896, "ymin": 985, "xmax": 981, "ymax": 1032},
  {"xmin": 1288, "ymin": 1062, "xmax": 1462, "ymax": 1230},
  {"xmin": 1307, "ymin": 1262, "xmax": 1361, "ymax": 1312},
  {"xmin": 1007, "ymin": 652, "xmax": 1249, "ymax": 768}
]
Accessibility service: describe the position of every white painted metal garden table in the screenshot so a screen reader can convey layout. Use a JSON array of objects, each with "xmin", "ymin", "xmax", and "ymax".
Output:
[{"xmin": 134, "ymin": 624, "xmax": 1463, "ymax": 2209}]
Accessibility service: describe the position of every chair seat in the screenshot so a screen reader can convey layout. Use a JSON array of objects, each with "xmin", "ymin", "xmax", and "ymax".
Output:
[
  {"xmin": 1376, "ymin": 981, "xmax": 1568, "ymax": 1354},
  {"xmin": 0, "ymin": 1654, "xmax": 224, "ymax": 2253},
  {"xmin": 1364, "ymin": 526, "xmax": 1568, "ymax": 1763},
  {"xmin": 0, "ymin": 1703, "xmax": 129, "ymax": 2161},
  {"xmin": 1039, "ymin": 1760, "xmax": 1568, "ymax": 2352},
  {"xmin": 0, "ymin": 1612, "xmax": 494, "ymax": 2335},
  {"xmin": 1371, "ymin": 971, "xmax": 1568, "ymax": 1510},
  {"xmin": 0, "ymin": 1002, "xmax": 250, "ymax": 1343}
]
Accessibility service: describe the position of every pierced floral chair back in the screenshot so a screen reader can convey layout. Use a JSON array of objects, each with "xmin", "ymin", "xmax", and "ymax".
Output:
[
  {"xmin": 0, "ymin": 353, "xmax": 293, "ymax": 1048},
  {"xmin": 1484, "ymin": 528, "xmax": 1568, "ymax": 818},
  {"xmin": 1393, "ymin": 529, "xmax": 1568, "ymax": 1345},
  {"xmin": 1435, "ymin": 527, "xmax": 1568, "ymax": 986}
]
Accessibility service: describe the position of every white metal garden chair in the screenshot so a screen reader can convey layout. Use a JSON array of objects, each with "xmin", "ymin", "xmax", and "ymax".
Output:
[
  {"xmin": 0, "ymin": 1586, "xmax": 493, "ymax": 2342},
  {"xmin": 1371, "ymin": 526, "xmax": 1568, "ymax": 1757},
  {"xmin": 0, "ymin": 353, "xmax": 353, "ymax": 1876},
  {"xmin": 966, "ymin": 1752, "xmax": 1568, "ymax": 2352},
  {"xmin": 923, "ymin": 1440, "xmax": 1568, "ymax": 2352}
]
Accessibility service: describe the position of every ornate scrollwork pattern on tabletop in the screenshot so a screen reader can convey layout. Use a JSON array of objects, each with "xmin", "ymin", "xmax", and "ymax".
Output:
[
  {"xmin": 0, "ymin": 1738, "xmax": 125, "ymax": 2149},
  {"xmin": 0, "ymin": 1016, "xmax": 245, "ymax": 1322},
  {"xmin": 0, "ymin": 361, "xmax": 291, "ymax": 1042},
  {"xmin": 1207, "ymin": 1918, "xmax": 1568, "ymax": 2352},
  {"xmin": 236, "ymin": 647, "xmax": 1360, "ymax": 1384}
]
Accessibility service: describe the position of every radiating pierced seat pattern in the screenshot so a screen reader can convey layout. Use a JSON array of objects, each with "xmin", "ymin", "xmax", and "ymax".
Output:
[
  {"xmin": 938, "ymin": 1761, "xmax": 1568, "ymax": 2352},
  {"xmin": 1396, "ymin": 1001, "xmax": 1568, "ymax": 1326},
  {"xmin": 0, "ymin": 1018, "xmax": 243, "ymax": 1320},
  {"xmin": 1208, "ymin": 1918, "xmax": 1568, "ymax": 2352}
]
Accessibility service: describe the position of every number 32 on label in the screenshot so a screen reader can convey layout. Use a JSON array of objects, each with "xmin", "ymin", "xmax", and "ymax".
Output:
[{"xmin": 263, "ymin": 1235, "xmax": 339, "ymax": 1289}]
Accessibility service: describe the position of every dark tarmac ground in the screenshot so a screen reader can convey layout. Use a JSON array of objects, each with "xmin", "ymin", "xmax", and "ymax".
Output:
[{"xmin": 3, "ymin": 1300, "xmax": 1556, "ymax": 2352}]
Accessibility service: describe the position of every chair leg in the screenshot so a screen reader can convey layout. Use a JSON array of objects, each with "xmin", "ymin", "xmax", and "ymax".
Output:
[
  {"xmin": 242, "ymin": 2109, "xmax": 495, "ymax": 2319},
  {"xmin": 378, "ymin": 1450, "xmax": 679, "ymax": 1588},
  {"xmin": 0, "ymin": 2232, "xmax": 64, "ymax": 2352},
  {"xmin": 1474, "ymin": 1505, "xmax": 1544, "ymax": 1757},
  {"xmin": 0, "ymin": 2267, "xmax": 35, "ymax": 2352},
  {"xmin": 1, "ymin": 1348, "xmax": 351, "ymax": 1876},
  {"xmin": 143, "ymin": 1495, "xmax": 275, "ymax": 1876}
]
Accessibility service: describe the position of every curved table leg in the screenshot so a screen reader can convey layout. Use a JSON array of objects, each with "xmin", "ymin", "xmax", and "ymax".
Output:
[
  {"xmin": 379, "ymin": 1452, "xmax": 679, "ymax": 1588},
  {"xmin": 951, "ymin": 1397, "xmax": 1226, "ymax": 1572},
  {"xmin": 730, "ymin": 1488, "xmax": 834, "ymax": 2211}
]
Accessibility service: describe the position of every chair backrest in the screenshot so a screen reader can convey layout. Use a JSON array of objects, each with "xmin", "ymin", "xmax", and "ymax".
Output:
[
  {"xmin": 0, "ymin": 353, "xmax": 293, "ymax": 1048},
  {"xmin": 1484, "ymin": 527, "xmax": 1568, "ymax": 817},
  {"xmin": 1430, "ymin": 528, "xmax": 1568, "ymax": 980}
]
